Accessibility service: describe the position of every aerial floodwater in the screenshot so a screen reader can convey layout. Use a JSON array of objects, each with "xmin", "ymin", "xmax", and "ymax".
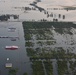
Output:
[
  {"xmin": 0, "ymin": 0, "xmax": 76, "ymax": 75},
  {"xmin": 0, "ymin": 22, "xmax": 31, "ymax": 75}
]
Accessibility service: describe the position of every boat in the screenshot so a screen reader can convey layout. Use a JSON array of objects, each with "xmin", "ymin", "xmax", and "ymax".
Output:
[{"xmin": 5, "ymin": 46, "xmax": 18, "ymax": 50}]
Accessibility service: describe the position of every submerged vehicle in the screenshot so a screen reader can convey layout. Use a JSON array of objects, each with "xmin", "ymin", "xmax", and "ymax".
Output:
[
  {"xmin": 10, "ymin": 38, "xmax": 16, "ymax": 41},
  {"xmin": 5, "ymin": 63, "xmax": 12, "ymax": 68},
  {"xmin": 8, "ymin": 27, "xmax": 16, "ymax": 32},
  {"xmin": 5, "ymin": 46, "xmax": 18, "ymax": 50}
]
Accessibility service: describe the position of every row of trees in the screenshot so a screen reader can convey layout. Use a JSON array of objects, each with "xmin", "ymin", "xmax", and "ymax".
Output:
[{"xmin": 0, "ymin": 14, "xmax": 19, "ymax": 21}]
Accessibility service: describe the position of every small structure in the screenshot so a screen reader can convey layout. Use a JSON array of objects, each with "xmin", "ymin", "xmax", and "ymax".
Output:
[{"xmin": 5, "ymin": 63, "xmax": 12, "ymax": 68}]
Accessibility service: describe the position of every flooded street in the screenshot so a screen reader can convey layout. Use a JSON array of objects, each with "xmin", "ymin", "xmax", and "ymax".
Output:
[{"xmin": 0, "ymin": 22, "xmax": 31, "ymax": 75}]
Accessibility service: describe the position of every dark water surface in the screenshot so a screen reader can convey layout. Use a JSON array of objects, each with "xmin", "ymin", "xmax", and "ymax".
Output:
[{"xmin": 0, "ymin": 22, "xmax": 31, "ymax": 75}]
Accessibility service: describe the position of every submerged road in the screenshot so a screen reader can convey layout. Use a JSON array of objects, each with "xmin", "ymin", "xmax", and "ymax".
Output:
[{"xmin": 0, "ymin": 22, "xmax": 31, "ymax": 75}]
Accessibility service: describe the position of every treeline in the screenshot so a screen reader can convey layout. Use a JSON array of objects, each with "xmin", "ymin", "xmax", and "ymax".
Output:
[
  {"xmin": 0, "ymin": 14, "xmax": 19, "ymax": 21},
  {"xmin": 25, "ymin": 7, "xmax": 36, "ymax": 10},
  {"xmin": 64, "ymin": 7, "xmax": 76, "ymax": 11},
  {"xmin": 0, "ymin": 15, "xmax": 8, "ymax": 21},
  {"xmin": 22, "ymin": 22, "xmax": 76, "ymax": 29},
  {"xmin": 30, "ymin": 3, "xmax": 45, "ymax": 12}
]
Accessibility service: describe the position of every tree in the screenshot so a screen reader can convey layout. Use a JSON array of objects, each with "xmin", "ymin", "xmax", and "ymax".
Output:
[{"xmin": 23, "ymin": 72, "xmax": 28, "ymax": 75}]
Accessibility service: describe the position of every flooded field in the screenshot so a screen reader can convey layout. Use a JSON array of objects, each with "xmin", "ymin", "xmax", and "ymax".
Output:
[
  {"xmin": 0, "ymin": 0, "xmax": 76, "ymax": 75},
  {"xmin": 23, "ymin": 22, "xmax": 76, "ymax": 75}
]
